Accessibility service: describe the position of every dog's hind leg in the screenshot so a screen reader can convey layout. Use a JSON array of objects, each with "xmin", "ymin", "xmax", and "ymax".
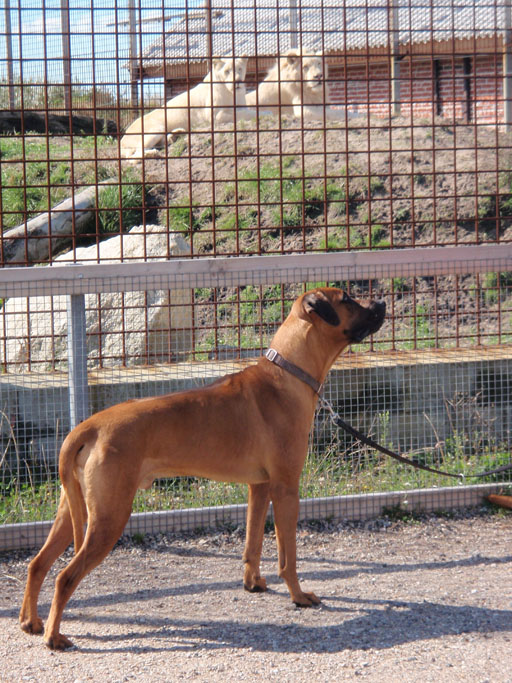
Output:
[
  {"xmin": 243, "ymin": 482, "xmax": 270, "ymax": 593},
  {"xmin": 271, "ymin": 483, "xmax": 321, "ymax": 607},
  {"xmin": 43, "ymin": 495, "xmax": 133, "ymax": 650},
  {"xmin": 19, "ymin": 490, "xmax": 75, "ymax": 635}
]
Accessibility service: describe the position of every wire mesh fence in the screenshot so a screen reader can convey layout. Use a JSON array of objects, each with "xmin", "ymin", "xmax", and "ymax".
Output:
[
  {"xmin": 0, "ymin": 247, "xmax": 511, "ymax": 549},
  {"xmin": 1, "ymin": 1, "xmax": 511, "ymax": 270},
  {"xmin": 1, "ymin": 2, "xmax": 512, "ymax": 548}
]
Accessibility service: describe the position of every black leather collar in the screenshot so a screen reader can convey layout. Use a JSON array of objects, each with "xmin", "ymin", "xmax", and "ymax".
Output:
[{"xmin": 265, "ymin": 348, "xmax": 322, "ymax": 395}]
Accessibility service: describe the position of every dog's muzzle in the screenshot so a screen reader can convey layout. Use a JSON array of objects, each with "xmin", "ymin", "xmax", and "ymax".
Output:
[{"xmin": 349, "ymin": 300, "xmax": 386, "ymax": 343}]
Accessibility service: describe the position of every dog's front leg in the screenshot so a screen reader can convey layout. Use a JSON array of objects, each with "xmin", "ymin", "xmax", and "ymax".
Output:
[
  {"xmin": 271, "ymin": 482, "xmax": 321, "ymax": 607},
  {"xmin": 243, "ymin": 482, "xmax": 270, "ymax": 593}
]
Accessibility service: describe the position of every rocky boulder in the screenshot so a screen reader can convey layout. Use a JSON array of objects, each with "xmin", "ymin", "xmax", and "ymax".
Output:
[{"xmin": 1, "ymin": 225, "xmax": 193, "ymax": 370}]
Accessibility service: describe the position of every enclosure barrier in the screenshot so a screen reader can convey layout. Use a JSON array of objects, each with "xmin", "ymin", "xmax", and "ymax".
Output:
[{"xmin": 1, "ymin": 244, "xmax": 511, "ymax": 550}]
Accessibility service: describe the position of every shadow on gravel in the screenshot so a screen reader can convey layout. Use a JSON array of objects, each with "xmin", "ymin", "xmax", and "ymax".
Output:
[
  {"xmin": 4, "ymin": 553, "xmax": 512, "ymax": 654},
  {"xmin": 66, "ymin": 597, "xmax": 512, "ymax": 654},
  {"xmin": 5, "ymin": 549, "xmax": 509, "ymax": 614}
]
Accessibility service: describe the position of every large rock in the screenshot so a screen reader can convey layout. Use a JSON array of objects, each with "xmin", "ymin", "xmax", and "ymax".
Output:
[{"xmin": 1, "ymin": 225, "xmax": 193, "ymax": 370}]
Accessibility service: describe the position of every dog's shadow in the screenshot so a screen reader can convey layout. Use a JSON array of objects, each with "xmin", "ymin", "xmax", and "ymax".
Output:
[
  {"xmin": 24, "ymin": 551, "xmax": 512, "ymax": 654},
  {"xmin": 66, "ymin": 596, "xmax": 512, "ymax": 655}
]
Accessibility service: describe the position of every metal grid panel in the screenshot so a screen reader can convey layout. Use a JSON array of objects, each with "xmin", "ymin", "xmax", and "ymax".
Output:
[
  {"xmin": 0, "ymin": 248, "xmax": 511, "ymax": 550},
  {"xmin": 1, "ymin": 1, "xmax": 511, "ymax": 274},
  {"xmin": 1, "ymin": 2, "xmax": 512, "ymax": 548}
]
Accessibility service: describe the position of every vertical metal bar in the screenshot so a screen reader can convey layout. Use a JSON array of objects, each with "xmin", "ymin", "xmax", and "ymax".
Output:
[
  {"xmin": 205, "ymin": 0, "xmax": 212, "ymax": 65},
  {"xmin": 60, "ymin": 0, "xmax": 72, "ymax": 114},
  {"xmin": 289, "ymin": 0, "xmax": 298, "ymax": 50},
  {"xmin": 4, "ymin": 0, "xmax": 15, "ymax": 110},
  {"xmin": 463, "ymin": 56, "xmax": 472, "ymax": 123},
  {"xmin": 67, "ymin": 294, "xmax": 89, "ymax": 429},
  {"xmin": 504, "ymin": 0, "xmax": 512, "ymax": 132},
  {"xmin": 434, "ymin": 59, "xmax": 442, "ymax": 116},
  {"xmin": 390, "ymin": 0, "xmax": 401, "ymax": 115},
  {"xmin": 128, "ymin": 0, "xmax": 138, "ymax": 110}
]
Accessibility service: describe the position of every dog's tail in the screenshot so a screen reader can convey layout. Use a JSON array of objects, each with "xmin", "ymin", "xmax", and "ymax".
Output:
[{"xmin": 58, "ymin": 425, "xmax": 95, "ymax": 554}]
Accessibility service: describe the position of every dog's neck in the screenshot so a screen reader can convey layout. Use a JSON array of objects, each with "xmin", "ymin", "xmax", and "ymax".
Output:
[{"xmin": 268, "ymin": 317, "xmax": 345, "ymax": 389}]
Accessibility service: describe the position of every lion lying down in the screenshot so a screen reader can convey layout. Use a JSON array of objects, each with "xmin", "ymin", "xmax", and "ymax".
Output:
[
  {"xmin": 246, "ymin": 49, "xmax": 355, "ymax": 122},
  {"xmin": 121, "ymin": 56, "xmax": 252, "ymax": 162}
]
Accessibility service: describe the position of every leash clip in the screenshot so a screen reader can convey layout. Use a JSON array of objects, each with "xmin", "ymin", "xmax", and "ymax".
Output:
[{"xmin": 319, "ymin": 395, "xmax": 340, "ymax": 424}]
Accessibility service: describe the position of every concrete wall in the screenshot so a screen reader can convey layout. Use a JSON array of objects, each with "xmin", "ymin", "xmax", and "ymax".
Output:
[
  {"xmin": 1, "ymin": 349, "xmax": 511, "ymax": 475},
  {"xmin": 315, "ymin": 351, "xmax": 512, "ymax": 457}
]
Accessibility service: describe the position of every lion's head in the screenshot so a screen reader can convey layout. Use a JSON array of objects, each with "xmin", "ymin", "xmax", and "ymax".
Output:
[
  {"xmin": 280, "ymin": 49, "xmax": 326, "ymax": 93},
  {"xmin": 211, "ymin": 56, "xmax": 248, "ymax": 94}
]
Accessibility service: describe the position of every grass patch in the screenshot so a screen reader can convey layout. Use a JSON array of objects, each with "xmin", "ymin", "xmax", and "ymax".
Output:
[
  {"xmin": 0, "ymin": 134, "xmax": 114, "ymax": 230},
  {"xmin": 2, "ymin": 440, "xmax": 509, "ymax": 525},
  {"xmin": 482, "ymin": 272, "xmax": 512, "ymax": 305},
  {"xmin": 165, "ymin": 201, "xmax": 214, "ymax": 234},
  {"xmin": 97, "ymin": 172, "xmax": 145, "ymax": 234},
  {"xmin": 0, "ymin": 481, "xmax": 61, "ymax": 525}
]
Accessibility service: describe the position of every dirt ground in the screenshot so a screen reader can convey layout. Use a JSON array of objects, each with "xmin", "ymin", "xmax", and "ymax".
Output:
[{"xmin": 1, "ymin": 509, "xmax": 511, "ymax": 682}]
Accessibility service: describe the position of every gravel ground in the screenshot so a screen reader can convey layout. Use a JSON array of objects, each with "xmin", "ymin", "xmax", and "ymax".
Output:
[{"xmin": 1, "ymin": 509, "xmax": 511, "ymax": 682}]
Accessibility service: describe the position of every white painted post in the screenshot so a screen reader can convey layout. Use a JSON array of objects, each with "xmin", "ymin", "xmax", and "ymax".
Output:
[{"xmin": 67, "ymin": 294, "xmax": 89, "ymax": 429}]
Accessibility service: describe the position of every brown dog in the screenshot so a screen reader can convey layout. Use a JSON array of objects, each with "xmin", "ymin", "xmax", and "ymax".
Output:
[{"xmin": 19, "ymin": 287, "xmax": 385, "ymax": 650}]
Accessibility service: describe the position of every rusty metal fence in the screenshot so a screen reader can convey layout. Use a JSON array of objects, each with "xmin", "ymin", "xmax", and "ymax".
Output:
[
  {"xmin": 1, "ymin": 246, "xmax": 512, "ymax": 550},
  {"xmin": 2, "ymin": 2, "xmax": 511, "ymax": 264},
  {"xmin": 1, "ymin": 2, "xmax": 512, "ymax": 547},
  {"xmin": 1, "ymin": 2, "xmax": 511, "ymax": 354}
]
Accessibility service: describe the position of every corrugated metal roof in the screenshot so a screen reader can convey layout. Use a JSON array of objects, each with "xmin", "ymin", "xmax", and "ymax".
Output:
[{"xmin": 141, "ymin": 0, "xmax": 506, "ymax": 68}]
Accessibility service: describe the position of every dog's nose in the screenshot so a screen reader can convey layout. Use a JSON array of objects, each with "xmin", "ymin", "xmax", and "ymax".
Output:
[{"xmin": 369, "ymin": 300, "xmax": 386, "ymax": 322}]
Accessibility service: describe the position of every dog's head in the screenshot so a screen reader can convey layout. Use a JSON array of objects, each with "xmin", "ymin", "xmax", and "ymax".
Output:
[
  {"xmin": 212, "ymin": 56, "xmax": 248, "ymax": 93},
  {"xmin": 300, "ymin": 287, "xmax": 386, "ymax": 345}
]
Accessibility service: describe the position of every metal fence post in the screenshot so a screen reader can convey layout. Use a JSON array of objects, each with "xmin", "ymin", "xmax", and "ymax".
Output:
[
  {"xmin": 390, "ymin": 0, "xmax": 401, "ymax": 116},
  {"xmin": 67, "ymin": 294, "xmax": 89, "ymax": 429},
  {"xmin": 504, "ymin": 0, "xmax": 512, "ymax": 133}
]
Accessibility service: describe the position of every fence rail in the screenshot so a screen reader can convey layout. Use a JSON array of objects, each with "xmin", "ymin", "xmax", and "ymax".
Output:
[
  {"xmin": 2, "ymin": 244, "xmax": 512, "ymax": 298},
  {"xmin": 1, "ymin": 245, "xmax": 511, "ymax": 550},
  {"xmin": 1, "ymin": 2, "xmax": 512, "ymax": 550}
]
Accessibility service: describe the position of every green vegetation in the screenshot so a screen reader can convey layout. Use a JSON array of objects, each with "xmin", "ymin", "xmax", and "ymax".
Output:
[
  {"xmin": 0, "ymin": 481, "xmax": 60, "ymax": 525},
  {"xmin": 0, "ymin": 134, "xmax": 126, "ymax": 232},
  {"xmin": 219, "ymin": 162, "xmax": 351, "ymax": 235},
  {"xmin": 402, "ymin": 302, "xmax": 436, "ymax": 349},
  {"xmin": 2, "ymin": 438, "xmax": 509, "ymax": 525},
  {"xmin": 97, "ymin": 171, "xmax": 145, "ymax": 234},
  {"xmin": 165, "ymin": 202, "xmax": 214, "ymax": 234},
  {"xmin": 482, "ymin": 271, "xmax": 512, "ymax": 305}
]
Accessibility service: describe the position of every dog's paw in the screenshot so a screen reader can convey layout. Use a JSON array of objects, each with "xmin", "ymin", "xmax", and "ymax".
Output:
[
  {"xmin": 292, "ymin": 591, "xmax": 321, "ymax": 607},
  {"xmin": 243, "ymin": 575, "xmax": 267, "ymax": 593},
  {"xmin": 44, "ymin": 633, "xmax": 75, "ymax": 650},
  {"xmin": 20, "ymin": 617, "xmax": 44, "ymax": 635}
]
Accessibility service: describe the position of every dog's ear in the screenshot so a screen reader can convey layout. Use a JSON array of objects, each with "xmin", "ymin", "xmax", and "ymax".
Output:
[{"xmin": 303, "ymin": 291, "xmax": 340, "ymax": 327}]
